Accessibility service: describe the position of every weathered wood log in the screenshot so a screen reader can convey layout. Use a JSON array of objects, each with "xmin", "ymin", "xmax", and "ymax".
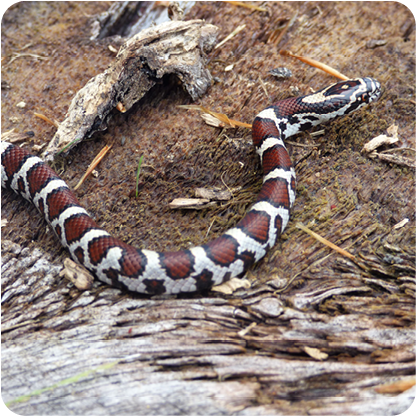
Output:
[
  {"xmin": 2, "ymin": 240, "xmax": 415, "ymax": 414},
  {"xmin": 45, "ymin": 18, "xmax": 218, "ymax": 157}
]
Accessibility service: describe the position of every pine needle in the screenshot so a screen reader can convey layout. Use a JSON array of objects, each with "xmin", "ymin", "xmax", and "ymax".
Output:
[
  {"xmin": 224, "ymin": 1, "xmax": 267, "ymax": 12},
  {"xmin": 33, "ymin": 112, "xmax": 60, "ymax": 128},
  {"xmin": 73, "ymin": 144, "xmax": 112, "ymax": 190},
  {"xmin": 280, "ymin": 50, "xmax": 349, "ymax": 80},
  {"xmin": 268, "ymin": 12, "xmax": 298, "ymax": 45},
  {"xmin": 215, "ymin": 24, "xmax": 246, "ymax": 49},
  {"xmin": 178, "ymin": 105, "xmax": 252, "ymax": 129},
  {"xmin": 296, "ymin": 222, "xmax": 355, "ymax": 260}
]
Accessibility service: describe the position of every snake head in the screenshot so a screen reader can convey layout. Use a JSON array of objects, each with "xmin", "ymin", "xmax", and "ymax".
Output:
[
  {"xmin": 321, "ymin": 77, "xmax": 382, "ymax": 114},
  {"xmin": 359, "ymin": 77, "xmax": 382, "ymax": 104}
]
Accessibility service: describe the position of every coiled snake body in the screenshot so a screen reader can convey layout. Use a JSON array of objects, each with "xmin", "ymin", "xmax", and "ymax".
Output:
[{"xmin": 1, "ymin": 77, "xmax": 381, "ymax": 294}]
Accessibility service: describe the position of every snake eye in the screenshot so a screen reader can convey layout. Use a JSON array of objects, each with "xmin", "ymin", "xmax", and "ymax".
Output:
[{"xmin": 361, "ymin": 93, "xmax": 369, "ymax": 102}]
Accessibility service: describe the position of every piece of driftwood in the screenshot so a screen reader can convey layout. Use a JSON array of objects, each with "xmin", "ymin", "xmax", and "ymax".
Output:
[{"xmin": 45, "ymin": 19, "xmax": 218, "ymax": 157}]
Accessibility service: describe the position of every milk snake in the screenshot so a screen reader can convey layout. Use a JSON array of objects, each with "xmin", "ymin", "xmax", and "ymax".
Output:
[{"xmin": 1, "ymin": 77, "xmax": 381, "ymax": 294}]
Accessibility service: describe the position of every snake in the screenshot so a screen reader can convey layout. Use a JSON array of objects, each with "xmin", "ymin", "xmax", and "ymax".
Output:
[{"xmin": 1, "ymin": 77, "xmax": 381, "ymax": 294}]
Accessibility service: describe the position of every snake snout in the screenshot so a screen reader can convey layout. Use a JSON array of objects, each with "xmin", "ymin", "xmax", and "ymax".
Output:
[{"xmin": 364, "ymin": 77, "xmax": 382, "ymax": 103}]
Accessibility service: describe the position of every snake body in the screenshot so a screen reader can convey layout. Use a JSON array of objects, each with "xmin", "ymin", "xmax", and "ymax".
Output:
[{"xmin": 1, "ymin": 77, "xmax": 381, "ymax": 294}]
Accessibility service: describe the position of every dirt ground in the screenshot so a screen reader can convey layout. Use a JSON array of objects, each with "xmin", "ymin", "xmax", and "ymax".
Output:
[{"xmin": 1, "ymin": 1, "xmax": 415, "ymax": 415}]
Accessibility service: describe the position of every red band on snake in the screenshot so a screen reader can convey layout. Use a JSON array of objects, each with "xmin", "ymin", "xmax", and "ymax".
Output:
[{"xmin": 1, "ymin": 77, "xmax": 381, "ymax": 294}]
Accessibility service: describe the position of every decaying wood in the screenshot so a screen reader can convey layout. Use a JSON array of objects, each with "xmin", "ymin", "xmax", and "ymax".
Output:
[
  {"xmin": 45, "ymin": 19, "xmax": 218, "ymax": 157},
  {"xmin": 90, "ymin": 1, "xmax": 142, "ymax": 40},
  {"xmin": 362, "ymin": 124, "xmax": 399, "ymax": 153},
  {"xmin": 369, "ymin": 150, "xmax": 416, "ymax": 168},
  {"xmin": 362, "ymin": 125, "xmax": 415, "ymax": 168}
]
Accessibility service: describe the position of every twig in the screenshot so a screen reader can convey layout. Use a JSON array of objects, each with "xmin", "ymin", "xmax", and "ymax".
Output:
[
  {"xmin": 369, "ymin": 152, "xmax": 415, "ymax": 168},
  {"xmin": 258, "ymin": 75, "xmax": 269, "ymax": 98},
  {"xmin": 380, "ymin": 147, "xmax": 415, "ymax": 154}
]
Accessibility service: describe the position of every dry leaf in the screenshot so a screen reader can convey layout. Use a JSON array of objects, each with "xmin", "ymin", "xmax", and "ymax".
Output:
[
  {"xmin": 303, "ymin": 346, "xmax": 329, "ymax": 361},
  {"xmin": 211, "ymin": 277, "xmax": 251, "ymax": 294},
  {"xmin": 59, "ymin": 258, "xmax": 94, "ymax": 290},
  {"xmin": 195, "ymin": 187, "xmax": 233, "ymax": 201}
]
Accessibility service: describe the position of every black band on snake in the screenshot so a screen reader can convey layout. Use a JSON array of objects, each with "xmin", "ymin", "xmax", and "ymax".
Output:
[{"xmin": 1, "ymin": 77, "xmax": 382, "ymax": 294}]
